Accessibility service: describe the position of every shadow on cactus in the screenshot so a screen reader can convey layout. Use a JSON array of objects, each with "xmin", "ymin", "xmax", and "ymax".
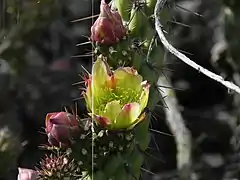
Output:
[{"xmin": 17, "ymin": 0, "xmax": 169, "ymax": 179}]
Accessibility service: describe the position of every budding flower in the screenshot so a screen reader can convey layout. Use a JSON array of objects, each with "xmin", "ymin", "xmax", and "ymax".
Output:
[
  {"xmin": 45, "ymin": 112, "xmax": 80, "ymax": 147},
  {"xmin": 90, "ymin": 0, "xmax": 126, "ymax": 45},
  {"xmin": 17, "ymin": 168, "xmax": 38, "ymax": 180}
]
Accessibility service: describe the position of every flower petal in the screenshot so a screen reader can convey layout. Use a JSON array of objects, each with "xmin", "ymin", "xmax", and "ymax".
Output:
[
  {"xmin": 47, "ymin": 133, "xmax": 59, "ymax": 147},
  {"xmin": 112, "ymin": 11, "xmax": 126, "ymax": 39},
  {"xmin": 45, "ymin": 113, "xmax": 56, "ymax": 133},
  {"xmin": 90, "ymin": 0, "xmax": 126, "ymax": 45},
  {"xmin": 91, "ymin": 17, "xmax": 116, "ymax": 44},
  {"xmin": 47, "ymin": 112, "xmax": 67, "ymax": 125},
  {"xmin": 83, "ymin": 91, "xmax": 92, "ymax": 112},
  {"xmin": 113, "ymin": 67, "xmax": 143, "ymax": 92},
  {"xmin": 114, "ymin": 102, "xmax": 142, "ymax": 129},
  {"xmin": 94, "ymin": 115, "xmax": 111, "ymax": 127},
  {"xmin": 128, "ymin": 112, "xmax": 146, "ymax": 129},
  {"xmin": 50, "ymin": 124, "xmax": 71, "ymax": 146},
  {"xmin": 103, "ymin": 100, "xmax": 122, "ymax": 123},
  {"xmin": 139, "ymin": 81, "xmax": 150, "ymax": 111},
  {"xmin": 92, "ymin": 56, "xmax": 108, "ymax": 85},
  {"xmin": 92, "ymin": 56, "xmax": 110, "ymax": 97},
  {"xmin": 45, "ymin": 112, "xmax": 68, "ymax": 133}
]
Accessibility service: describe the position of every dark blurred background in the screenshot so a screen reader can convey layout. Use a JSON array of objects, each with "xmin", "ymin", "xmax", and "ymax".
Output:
[{"xmin": 1, "ymin": 0, "xmax": 240, "ymax": 179}]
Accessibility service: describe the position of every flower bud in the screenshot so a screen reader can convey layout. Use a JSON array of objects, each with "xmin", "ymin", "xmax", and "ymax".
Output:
[
  {"xmin": 45, "ymin": 112, "xmax": 80, "ymax": 147},
  {"xmin": 90, "ymin": 0, "xmax": 126, "ymax": 45},
  {"xmin": 18, "ymin": 168, "xmax": 38, "ymax": 180}
]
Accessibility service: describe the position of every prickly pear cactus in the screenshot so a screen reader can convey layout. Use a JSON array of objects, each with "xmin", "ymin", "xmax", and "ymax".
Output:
[
  {"xmin": 79, "ymin": 0, "xmax": 166, "ymax": 179},
  {"xmin": 18, "ymin": 0, "xmax": 169, "ymax": 179}
]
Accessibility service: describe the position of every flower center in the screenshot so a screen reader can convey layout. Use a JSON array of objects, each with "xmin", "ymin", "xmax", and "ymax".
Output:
[{"xmin": 95, "ymin": 87, "xmax": 140, "ymax": 114}]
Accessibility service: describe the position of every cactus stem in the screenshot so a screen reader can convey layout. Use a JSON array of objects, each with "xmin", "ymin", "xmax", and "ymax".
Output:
[
  {"xmin": 144, "ymin": 61, "xmax": 161, "ymax": 76},
  {"xmin": 133, "ymin": 0, "xmax": 145, "ymax": 9},
  {"xmin": 126, "ymin": 3, "xmax": 147, "ymax": 29},
  {"xmin": 146, "ymin": 62, "xmax": 163, "ymax": 73},
  {"xmin": 124, "ymin": 164, "xmax": 138, "ymax": 180}
]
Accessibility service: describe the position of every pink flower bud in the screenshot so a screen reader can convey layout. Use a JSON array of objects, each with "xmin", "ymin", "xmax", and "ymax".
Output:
[
  {"xmin": 18, "ymin": 168, "xmax": 38, "ymax": 180},
  {"xmin": 45, "ymin": 112, "xmax": 80, "ymax": 147},
  {"xmin": 90, "ymin": 0, "xmax": 126, "ymax": 45}
]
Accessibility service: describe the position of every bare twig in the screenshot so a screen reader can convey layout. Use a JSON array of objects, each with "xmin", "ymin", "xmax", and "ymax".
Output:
[
  {"xmin": 154, "ymin": 0, "xmax": 240, "ymax": 94},
  {"xmin": 158, "ymin": 76, "xmax": 192, "ymax": 180}
]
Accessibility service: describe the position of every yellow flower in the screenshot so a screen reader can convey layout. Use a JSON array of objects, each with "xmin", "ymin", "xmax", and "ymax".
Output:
[{"xmin": 83, "ymin": 55, "xmax": 150, "ymax": 130}]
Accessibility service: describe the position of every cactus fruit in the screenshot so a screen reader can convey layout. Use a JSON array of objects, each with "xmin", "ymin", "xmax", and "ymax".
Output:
[{"xmin": 18, "ymin": 0, "xmax": 169, "ymax": 179}]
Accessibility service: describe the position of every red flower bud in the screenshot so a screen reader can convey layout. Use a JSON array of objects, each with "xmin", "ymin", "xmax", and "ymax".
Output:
[
  {"xmin": 45, "ymin": 112, "xmax": 80, "ymax": 147},
  {"xmin": 18, "ymin": 168, "xmax": 38, "ymax": 180},
  {"xmin": 90, "ymin": 0, "xmax": 126, "ymax": 45}
]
